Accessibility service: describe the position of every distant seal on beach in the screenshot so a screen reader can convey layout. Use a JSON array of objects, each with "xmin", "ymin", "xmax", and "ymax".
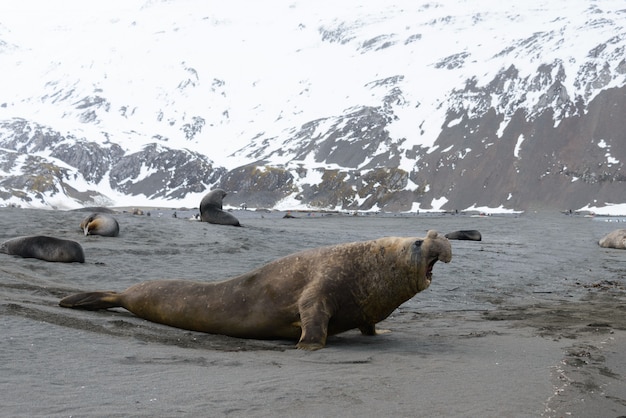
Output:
[
  {"xmin": 71, "ymin": 206, "xmax": 116, "ymax": 214},
  {"xmin": 445, "ymin": 230, "xmax": 482, "ymax": 241},
  {"xmin": 199, "ymin": 189, "xmax": 241, "ymax": 226},
  {"xmin": 1, "ymin": 235, "xmax": 85, "ymax": 263},
  {"xmin": 598, "ymin": 229, "xmax": 626, "ymax": 249},
  {"xmin": 59, "ymin": 230, "xmax": 451, "ymax": 350},
  {"xmin": 80, "ymin": 213, "xmax": 120, "ymax": 237}
]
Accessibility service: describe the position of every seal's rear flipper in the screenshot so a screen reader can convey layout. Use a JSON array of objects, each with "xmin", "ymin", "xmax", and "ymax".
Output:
[{"xmin": 59, "ymin": 291, "xmax": 121, "ymax": 310}]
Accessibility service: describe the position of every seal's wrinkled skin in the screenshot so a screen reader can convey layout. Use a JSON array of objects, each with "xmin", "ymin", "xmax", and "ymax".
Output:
[{"xmin": 60, "ymin": 230, "xmax": 451, "ymax": 350}]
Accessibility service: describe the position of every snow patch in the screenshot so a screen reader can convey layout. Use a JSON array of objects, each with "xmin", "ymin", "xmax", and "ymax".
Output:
[{"xmin": 514, "ymin": 134, "xmax": 525, "ymax": 158}]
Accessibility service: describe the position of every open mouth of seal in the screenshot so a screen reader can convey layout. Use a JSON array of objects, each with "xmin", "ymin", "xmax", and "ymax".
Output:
[{"xmin": 425, "ymin": 259, "xmax": 437, "ymax": 284}]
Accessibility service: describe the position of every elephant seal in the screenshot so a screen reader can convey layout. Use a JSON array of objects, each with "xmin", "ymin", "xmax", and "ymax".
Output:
[
  {"xmin": 445, "ymin": 230, "xmax": 482, "ymax": 241},
  {"xmin": 199, "ymin": 189, "xmax": 241, "ymax": 226},
  {"xmin": 80, "ymin": 213, "xmax": 120, "ymax": 237},
  {"xmin": 598, "ymin": 229, "xmax": 626, "ymax": 249},
  {"xmin": 1, "ymin": 235, "xmax": 85, "ymax": 263},
  {"xmin": 59, "ymin": 230, "xmax": 451, "ymax": 350}
]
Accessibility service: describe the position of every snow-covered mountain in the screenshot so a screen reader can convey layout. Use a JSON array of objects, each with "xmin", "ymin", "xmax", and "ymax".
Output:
[{"xmin": 1, "ymin": 0, "xmax": 625, "ymax": 213}]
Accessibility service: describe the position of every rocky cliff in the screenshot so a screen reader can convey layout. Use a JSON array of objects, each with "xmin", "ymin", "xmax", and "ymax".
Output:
[{"xmin": 0, "ymin": 1, "xmax": 624, "ymax": 212}]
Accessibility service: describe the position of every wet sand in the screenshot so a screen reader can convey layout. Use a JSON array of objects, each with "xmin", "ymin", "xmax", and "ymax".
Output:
[{"xmin": 1, "ymin": 207, "xmax": 625, "ymax": 417}]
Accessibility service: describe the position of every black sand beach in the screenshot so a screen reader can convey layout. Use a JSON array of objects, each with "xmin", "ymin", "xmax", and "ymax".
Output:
[{"xmin": 1, "ymin": 207, "xmax": 625, "ymax": 417}]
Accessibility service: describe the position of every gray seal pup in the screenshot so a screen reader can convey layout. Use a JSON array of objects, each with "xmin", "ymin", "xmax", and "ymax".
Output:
[
  {"xmin": 59, "ymin": 230, "xmax": 451, "ymax": 350},
  {"xmin": 1, "ymin": 235, "xmax": 85, "ymax": 263},
  {"xmin": 80, "ymin": 213, "xmax": 120, "ymax": 237},
  {"xmin": 199, "ymin": 189, "xmax": 241, "ymax": 226}
]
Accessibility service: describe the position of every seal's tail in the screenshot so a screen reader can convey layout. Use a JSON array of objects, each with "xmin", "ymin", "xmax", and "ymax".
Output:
[{"xmin": 59, "ymin": 291, "xmax": 121, "ymax": 310}]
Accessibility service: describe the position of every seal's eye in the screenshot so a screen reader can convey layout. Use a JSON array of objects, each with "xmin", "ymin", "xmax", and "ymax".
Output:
[{"xmin": 413, "ymin": 240, "xmax": 423, "ymax": 248}]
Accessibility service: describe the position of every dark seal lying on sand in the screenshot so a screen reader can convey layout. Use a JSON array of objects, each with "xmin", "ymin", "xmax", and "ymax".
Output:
[
  {"xmin": 199, "ymin": 189, "xmax": 241, "ymax": 226},
  {"xmin": 598, "ymin": 229, "xmax": 626, "ymax": 249},
  {"xmin": 1, "ymin": 235, "xmax": 85, "ymax": 263},
  {"xmin": 445, "ymin": 230, "xmax": 482, "ymax": 241},
  {"xmin": 59, "ymin": 230, "xmax": 451, "ymax": 350},
  {"xmin": 79, "ymin": 213, "xmax": 120, "ymax": 237}
]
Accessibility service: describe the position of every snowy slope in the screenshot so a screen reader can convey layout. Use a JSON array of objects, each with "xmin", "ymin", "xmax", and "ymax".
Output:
[{"xmin": 0, "ymin": 0, "xmax": 625, "ymax": 211}]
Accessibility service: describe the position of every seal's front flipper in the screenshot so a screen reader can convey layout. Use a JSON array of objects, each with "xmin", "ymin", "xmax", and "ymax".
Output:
[
  {"xmin": 59, "ymin": 291, "xmax": 121, "ymax": 310},
  {"xmin": 359, "ymin": 324, "xmax": 391, "ymax": 336},
  {"xmin": 296, "ymin": 340, "xmax": 325, "ymax": 350},
  {"xmin": 296, "ymin": 301, "xmax": 331, "ymax": 350}
]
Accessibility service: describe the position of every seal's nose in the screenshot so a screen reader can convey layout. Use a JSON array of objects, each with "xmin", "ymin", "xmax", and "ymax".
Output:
[{"xmin": 439, "ymin": 240, "xmax": 452, "ymax": 263}]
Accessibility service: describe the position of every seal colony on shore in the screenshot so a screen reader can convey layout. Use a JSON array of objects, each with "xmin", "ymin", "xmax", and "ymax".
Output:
[
  {"xmin": 59, "ymin": 230, "xmax": 451, "ymax": 350},
  {"xmin": 1, "ymin": 235, "xmax": 85, "ymax": 263}
]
